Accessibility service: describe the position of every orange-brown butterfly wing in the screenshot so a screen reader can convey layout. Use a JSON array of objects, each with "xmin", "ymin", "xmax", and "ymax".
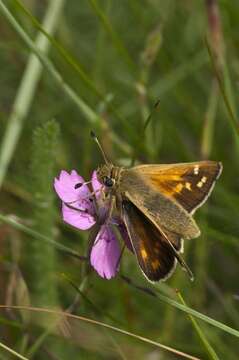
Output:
[
  {"xmin": 133, "ymin": 161, "xmax": 222, "ymax": 214},
  {"xmin": 122, "ymin": 200, "xmax": 177, "ymax": 282}
]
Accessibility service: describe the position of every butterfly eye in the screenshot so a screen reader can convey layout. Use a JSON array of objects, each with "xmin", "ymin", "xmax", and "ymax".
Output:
[{"xmin": 103, "ymin": 176, "xmax": 114, "ymax": 187}]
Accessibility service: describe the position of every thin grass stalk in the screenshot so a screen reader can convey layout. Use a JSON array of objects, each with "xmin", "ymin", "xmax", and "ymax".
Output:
[
  {"xmin": 207, "ymin": 279, "xmax": 239, "ymax": 328},
  {"xmin": 207, "ymin": 39, "xmax": 239, "ymax": 140},
  {"xmin": 195, "ymin": 82, "xmax": 219, "ymax": 307},
  {"xmin": 150, "ymin": 50, "xmax": 207, "ymax": 98},
  {"xmin": 103, "ymin": 329, "xmax": 128, "ymax": 360},
  {"xmin": 26, "ymin": 120, "xmax": 59, "ymax": 307},
  {"xmin": 138, "ymin": 25, "xmax": 162, "ymax": 161},
  {"xmin": 25, "ymin": 120, "xmax": 65, "ymax": 357},
  {"xmin": 0, "ymin": 1, "xmax": 131, "ymax": 156},
  {"xmin": 177, "ymin": 291, "xmax": 220, "ymax": 360},
  {"xmin": 0, "ymin": 0, "xmax": 65, "ymax": 189},
  {"xmin": 88, "ymin": 0, "xmax": 135, "ymax": 73},
  {"xmin": 193, "ymin": 216, "xmax": 209, "ymax": 309},
  {"xmin": 0, "ymin": 305, "xmax": 201, "ymax": 360},
  {"xmin": 14, "ymin": 0, "xmax": 104, "ymax": 103},
  {"xmin": 160, "ymin": 271, "xmax": 187, "ymax": 345},
  {"xmin": 1, "ymin": 210, "xmax": 239, "ymax": 338},
  {"xmin": 204, "ymin": 334, "xmax": 238, "ymax": 360},
  {"xmin": 0, "ymin": 213, "xmax": 85, "ymax": 260},
  {"xmin": 206, "ymin": 0, "xmax": 238, "ymax": 122},
  {"xmin": 201, "ymin": 81, "xmax": 219, "ymax": 159},
  {"xmin": 123, "ymin": 275, "xmax": 239, "ymax": 338},
  {"xmin": 191, "ymin": 0, "xmax": 221, "ymax": 310},
  {"xmin": 155, "ymin": 290, "xmax": 239, "ymax": 338},
  {"xmin": 205, "ymin": 0, "xmax": 239, "ymax": 148},
  {"xmin": 13, "ymin": 0, "xmax": 127, "ymax": 130},
  {"xmin": 61, "ymin": 273, "xmax": 122, "ymax": 325},
  {"xmin": 92, "ymin": 0, "xmax": 111, "ymax": 85},
  {"xmin": 0, "ymin": 0, "xmax": 98, "ymax": 121},
  {"xmin": 0, "ymin": 341, "xmax": 28, "ymax": 360}
]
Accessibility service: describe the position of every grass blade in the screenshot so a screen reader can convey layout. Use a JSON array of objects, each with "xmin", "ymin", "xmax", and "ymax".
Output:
[
  {"xmin": 205, "ymin": 37, "xmax": 239, "ymax": 138},
  {"xmin": 0, "ymin": 341, "xmax": 28, "ymax": 360},
  {"xmin": 0, "ymin": 305, "xmax": 200, "ymax": 360},
  {"xmin": 0, "ymin": 0, "xmax": 65, "ymax": 188},
  {"xmin": 177, "ymin": 291, "xmax": 220, "ymax": 360},
  {"xmin": 0, "ymin": 213, "xmax": 85, "ymax": 261},
  {"xmin": 0, "ymin": 1, "xmax": 131, "ymax": 156},
  {"xmin": 88, "ymin": 0, "xmax": 135, "ymax": 73}
]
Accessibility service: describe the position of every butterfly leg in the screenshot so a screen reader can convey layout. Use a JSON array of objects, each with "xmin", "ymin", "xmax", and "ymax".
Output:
[
  {"xmin": 116, "ymin": 243, "xmax": 126, "ymax": 269},
  {"xmin": 87, "ymin": 223, "xmax": 101, "ymax": 258},
  {"xmin": 63, "ymin": 202, "xmax": 91, "ymax": 214},
  {"xmin": 115, "ymin": 193, "xmax": 124, "ymax": 220},
  {"xmin": 104, "ymin": 194, "xmax": 116, "ymax": 225}
]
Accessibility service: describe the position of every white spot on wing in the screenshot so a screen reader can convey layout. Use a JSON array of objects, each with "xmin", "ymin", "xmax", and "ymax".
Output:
[
  {"xmin": 194, "ymin": 165, "xmax": 199, "ymax": 175},
  {"xmin": 197, "ymin": 181, "xmax": 203, "ymax": 188},
  {"xmin": 190, "ymin": 162, "xmax": 223, "ymax": 215}
]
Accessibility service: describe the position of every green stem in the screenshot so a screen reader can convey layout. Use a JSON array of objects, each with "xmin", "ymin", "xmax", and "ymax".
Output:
[
  {"xmin": 201, "ymin": 80, "xmax": 219, "ymax": 158},
  {"xmin": 177, "ymin": 291, "xmax": 220, "ymax": 360},
  {"xmin": 154, "ymin": 289, "xmax": 239, "ymax": 338},
  {"xmin": 0, "ymin": 213, "xmax": 84, "ymax": 261},
  {"xmin": 0, "ymin": 0, "xmax": 65, "ymax": 188},
  {"xmin": 88, "ymin": 0, "xmax": 135, "ymax": 73},
  {"xmin": 0, "ymin": 1, "xmax": 131, "ymax": 158},
  {"xmin": 0, "ymin": 341, "xmax": 28, "ymax": 360},
  {"xmin": 0, "ymin": 305, "xmax": 200, "ymax": 360},
  {"xmin": 206, "ymin": 37, "xmax": 239, "ymax": 139}
]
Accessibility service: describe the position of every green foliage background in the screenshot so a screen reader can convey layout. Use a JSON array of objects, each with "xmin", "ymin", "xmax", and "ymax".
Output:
[{"xmin": 0, "ymin": 0, "xmax": 238, "ymax": 359}]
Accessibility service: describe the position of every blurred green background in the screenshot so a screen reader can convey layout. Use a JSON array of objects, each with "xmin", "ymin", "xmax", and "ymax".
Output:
[{"xmin": 0, "ymin": 0, "xmax": 239, "ymax": 359}]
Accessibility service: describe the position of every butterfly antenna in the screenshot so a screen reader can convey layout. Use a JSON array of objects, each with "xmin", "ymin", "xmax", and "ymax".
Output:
[
  {"xmin": 143, "ymin": 99, "xmax": 160, "ymax": 132},
  {"xmin": 130, "ymin": 99, "xmax": 160, "ymax": 167},
  {"xmin": 90, "ymin": 131, "xmax": 109, "ymax": 164}
]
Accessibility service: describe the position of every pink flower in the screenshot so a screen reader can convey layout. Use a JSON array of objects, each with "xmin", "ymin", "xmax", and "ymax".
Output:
[{"xmin": 54, "ymin": 170, "xmax": 131, "ymax": 279}]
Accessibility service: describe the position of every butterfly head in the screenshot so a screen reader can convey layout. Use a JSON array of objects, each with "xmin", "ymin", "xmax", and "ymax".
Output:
[
  {"xmin": 90, "ymin": 131, "xmax": 123, "ymax": 189},
  {"xmin": 97, "ymin": 163, "xmax": 124, "ymax": 190},
  {"xmin": 97, "ymin": 164, "xmax": 115, "ymax": 188}
]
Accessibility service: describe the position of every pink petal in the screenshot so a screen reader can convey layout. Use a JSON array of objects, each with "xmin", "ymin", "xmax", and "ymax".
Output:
[
  {"xmin": 91, "ymin": 170, "xmax": 103, "ymax": 198},
  {"xmin": 90, "ymin": 225, "xmax": 121, "ymax": 279},
  {"xmin": 62, "ymin": 203, "xmax": 95, "ymax": 230},
  {"xmin": 54, "ymin": 170, "xmax": 91, "ymax": 203}
]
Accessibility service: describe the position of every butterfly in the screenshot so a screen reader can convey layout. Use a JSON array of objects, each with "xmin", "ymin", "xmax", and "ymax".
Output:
[{"xmin": 92, "ymin": 132, "xmax": 222, "ymax": 282}]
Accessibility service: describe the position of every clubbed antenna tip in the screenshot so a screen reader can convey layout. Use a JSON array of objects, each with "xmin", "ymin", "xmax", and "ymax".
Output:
[
  {"xmin": 90, "ymin": 130, "xmax": 96, "ymax": 139},
  {"xmin": 90, "ymin": 130, "xmax": 109, "ymax": 164},
  {"xmin": 154, "ymin": 99, "xmax": 160, "ymax": 109}
]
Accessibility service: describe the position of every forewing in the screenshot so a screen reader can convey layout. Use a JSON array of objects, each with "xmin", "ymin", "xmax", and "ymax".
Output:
[
  {"xmin": 133, "ymin": 161, "xmax": 222, "ymax": 214},
  {"xmin": 123, "ymin": 188, "xmax": 200, "ymax": 240},
  {"xmin": 122, "ymin": 200, "xmax": 177, "ymax": 282}
]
